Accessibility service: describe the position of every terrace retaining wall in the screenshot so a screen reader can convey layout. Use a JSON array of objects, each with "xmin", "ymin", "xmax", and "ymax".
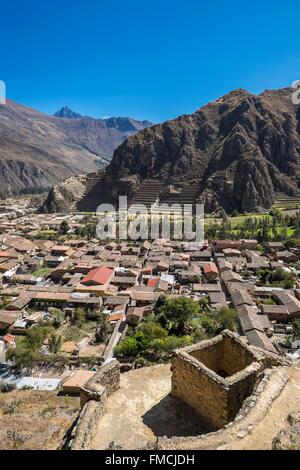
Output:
[{"xmin": 67, "ymin": 360, "xmax": 120, "ymax": 450}]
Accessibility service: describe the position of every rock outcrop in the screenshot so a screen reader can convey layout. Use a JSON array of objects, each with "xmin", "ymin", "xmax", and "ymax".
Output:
[
  {"xmin": 42, "ymin": 175, "xmax": 88, "ymax": 213},
  {"xmin": 44, "ymin": 87, "xmax": 300, "ymax": 214},
  {"xmin": 66, "ymin": 361, "xmax": 120, "ymax": 450},
  {"xmin": 272, "ymin": 413, "xmax": 300, "ymax": 450},
  {"xmin": 54, "ymin": 106, "xmax": 84, "ymax": 119}
]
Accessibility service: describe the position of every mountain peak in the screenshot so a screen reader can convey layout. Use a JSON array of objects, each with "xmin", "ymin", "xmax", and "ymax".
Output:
[
  {"xmin": 0, "ymin": 99, "xmax": 152, "ymax": 197},
  {"xmin": 54, "ymin": 106, "xmax": 83, "ymax": 119}
]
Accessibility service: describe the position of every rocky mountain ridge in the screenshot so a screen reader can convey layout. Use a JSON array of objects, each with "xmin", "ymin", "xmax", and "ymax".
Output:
[
  {"xmin": 54, "ymin": 106, "xmax": 84, "ymax": 119},
  {"xmin": 0, "ymin": 100, "xmax": 152, "ymax": 196},
  {"xmin": 43, "ymin": 86, "xmax": 300, "ymax": 214}
]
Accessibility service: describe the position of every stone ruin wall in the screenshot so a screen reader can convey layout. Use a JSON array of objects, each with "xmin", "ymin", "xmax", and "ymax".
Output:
[
  {"xmin": 171, "ymin": 333, "xmax": 265, "ymax": 430},
  {"xmin": 80, "ymin": 358, "xmax": 120, "ymax": 406},
  {"xmin": 65, "ymin": 332, "xmax": 290, "ymax": 451},
  {"xmin": 67, "ymin": 360, "xmax": 120, "ymax": 450},
  {"xmin": 156, "ymin": 331, "xmax": 290, "ymax": 450},
  {"xmin": 172, "ymin": 352, "xmax": 228, "ymax": 431},
  {"xmin": 189, "ymin": 335, "xmax": 255, "ymax": 375},
  {"xmin": 154, "ymin": 366, "xmax": 290, "ymax": 451}
]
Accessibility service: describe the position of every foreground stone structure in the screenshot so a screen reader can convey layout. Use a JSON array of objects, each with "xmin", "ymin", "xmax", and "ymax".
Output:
[
  {"xmin": 65, "ymin": 333, "xmax": 293, "ymax": 450},
  {"xmin": 67, "ymin": 360, "xmax": 120, "ymax": 450},
  {"xmin": 80, "ymin": 360, "xmax": 120, "ymax": 407},
  {"xmin": 155, "ymin": 364, "xmax": 293, "ymax": 450},
  {"xmin": 171, "ymin": 331, "xmax": 272, "ymax": 430}
]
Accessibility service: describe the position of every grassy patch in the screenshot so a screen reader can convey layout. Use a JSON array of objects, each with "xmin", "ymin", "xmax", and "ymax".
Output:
[
  {"xmin": 0, "ymin": 390, "xmax": 80, "ymax": 450},
  {"xmin": 204, "ymin": 213, "xmax": 269, "ymax": 228},
  {"xmin": 32, "ymin": 267, "xmax": 53, "ymax": 278},
  {"xmin": 62, "ymin": 326, "xmax": 88, "ymax": 342},
  {"xmin": 80, "ymin": 321, "xmax": 98, "ymax": 334},
  {"xmin": 39, "ymin": 230, "xmax": 57, "ymax": 235}
]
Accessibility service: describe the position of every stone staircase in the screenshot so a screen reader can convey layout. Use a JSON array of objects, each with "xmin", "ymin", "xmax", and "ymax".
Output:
[
  {"xmin": 128, "ymin": 180, "xmax": 164, "ymax": 214},
  {"xmin": 152, "ymin": 185, "xmax": 201, "ymax": 215},
  {"xmin": 274, "ymin": 192, "xmax": 300, "ymax": 208},
  {"xmin": 160, "ymin": 185, "xmax": 200, "ymax": 205},
  {"xmin": 128, "ymin": 182, "xmax": 201, "ymax": 216},
  {"xmin": 75, "ymin": 177, "xmax": 200, "ymax": 216},
  {"xmin": 75, "ymin": 173, "xmax": 107, "ymax": 212}
]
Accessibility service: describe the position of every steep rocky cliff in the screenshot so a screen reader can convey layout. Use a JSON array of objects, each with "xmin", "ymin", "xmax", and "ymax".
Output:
[
  {"xmin": 44, "ymin": 87, "xmax": 300, "ymax": 213},
  {"xmin": 106, "ymin": 87, "xmax": 300, "ymax": 213},
  {"xmin": 42, "ymin": 175, "xmax": 88, "ymax": 213}
]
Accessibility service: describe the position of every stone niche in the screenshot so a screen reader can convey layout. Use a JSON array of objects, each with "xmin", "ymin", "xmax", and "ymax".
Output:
[{"xmin": 171, "ymin": 330, "xmax": 264, "ymax": 430}]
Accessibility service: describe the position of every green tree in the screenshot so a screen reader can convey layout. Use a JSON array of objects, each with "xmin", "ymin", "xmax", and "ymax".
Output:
[
  {"xmin": 48, "ymin": 333, "xmax": 62, "ymax": 354},
  {"xmin": 137, "ymin": 322, "xmax": 168, "ymax": 340},
  {"xmin": 213, "ymin": 307, "xmax": 238, "ymax": 334},
  {"xmin": 85, "ymin": 309, "xmax": 101, "ymax": 321},
  {"xmin": 73, "ymin": 308, "xmax": 86, "ymax": 327},
  {"xmin": 292, "ymin": 319, "xmax": 300, "ymax": 341},
  {"xmin": 0, "ymin": 296, "xmax": 11, "ymax": 309},
  {"xmin": 199, "ymin": 315, "xmax": 218, "ymax": 338},
  {"xmin": 150, "ymin": 335, "xmax": 193, "ymax": 353},
  {"xmin": 188, "ymin": 319, "xmax": 207, "ymax": 342},
  {"xmin": 134, "ymin": 331, "xmax": 150, "ymax": 350},
  {"xmin": 259, "ymin": 268, "xmax": 296, "ymax": 289},
  {"xmin": 7, "ymin": 327, "xmax": 52, "ymax": 369},
  {"xmin": 220, "ymin": 209, "xmax": 228, "ymax": 222},
  {"xmin": 95, "ymin": 312, "xmax": 109, "ymax": 343},
  {"xmin": 156, "ymin": 297, "xmax": 200, "ymax": 335},
  {"xmin": 269, "ymin": 207, "xmax": 281, "ymax": 218},
  {"xmin": 261, "ymin": 219, "xmax": 270, "ymax": 242},
  {"xmin": 59, "ymin": 220, "xmax": 70, "ymax": 235},
  {"xmin": 285, "ymin": 239, "xmax": 300, "ymax": 250},
  {"xmin": 199, "ymin": 296, "xmax": 209, "ymax": 307},
  {"xmin": 114, "ymin": 337, "xmax": 139, "ymax": 357},
  {"xmin": 26, "ymin": 326, "xmax": 53, "ymax": 350},
  {"xmin": 281, "ymin": 225, "xmax": 288, "ymax": 241},
  {"xmin": 48, "ymin": 308, "xmax": 65, "ymax": 327}
]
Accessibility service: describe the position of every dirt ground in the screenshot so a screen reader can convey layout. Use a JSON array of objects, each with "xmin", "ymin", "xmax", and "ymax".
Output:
[
  {"xmin": 0, "ymin": 390, "xmax": 80, "ymax": 450},
  {"xmin": 156, "ymin": 363, "xmax": 300, "ymax": 450},
  {"xmin": 90, "ymin": 362, "xmax": 300, "ymax": 451},
  {"xmin": 229, "ymin": 364, "xmax": 300, "ymax": 450},
  {"xmin": 90, "ymin": 364, "xmax": 205, "ymax": 450}
]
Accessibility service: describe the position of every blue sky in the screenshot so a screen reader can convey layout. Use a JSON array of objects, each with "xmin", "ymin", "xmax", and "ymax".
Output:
[{"xmin": 1, "ymin": 0, "xmax": 299, "ymax": 122}]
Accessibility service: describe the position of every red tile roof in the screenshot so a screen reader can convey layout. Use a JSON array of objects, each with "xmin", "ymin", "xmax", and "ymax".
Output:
[
  {"xmin": 147, "ymin": 278, "xmax": 158, "ymax": 288},
  {"xmin": 142, "ymin": 266, "xmax": 153, "ymax": 274},
  {"xmin": 204, "ymin": 262, "xmax": 219, "ymax": 275},
  {"xmin": 108, "ymin": 313, "xmax": 125, "ymax": 322},
  {"xmin": 81, "ymin": 266, "xmax": 114, "ymax": 286},
  {"xmin": 3, "ymin": 334, "xmax": 15, "ymax": 343}
]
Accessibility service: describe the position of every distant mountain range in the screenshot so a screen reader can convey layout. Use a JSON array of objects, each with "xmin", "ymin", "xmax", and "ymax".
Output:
[
  {"xmin": 0, "ymin": 100, "xmax": 152, "ymax": 196},
  {"xmin": 54, "ymin": 106, "xmax": 84, "ymax": 119},
  {"xmin": 43, "ymin": 86, "xmax": 300, "ymax": 214}
]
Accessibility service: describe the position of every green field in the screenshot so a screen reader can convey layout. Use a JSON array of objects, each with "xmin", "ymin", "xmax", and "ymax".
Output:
[
  {"xmin": 32, "ymin": 267, "xmax": 53, "ymax": 278},
  {"xmin": 204, "ymin": 213, "xmax": 268, "ymax": 228}
]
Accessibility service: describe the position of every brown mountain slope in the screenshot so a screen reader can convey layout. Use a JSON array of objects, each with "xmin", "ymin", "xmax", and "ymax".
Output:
[
  {"xmin": 106, "ymin": 87, "xmax": 300, "ymax": 213},
  {"xmin": 0, "ymin": 100, "xmax": 151, "ymax": 196},
  {"xmin": 43, "ymin": 87, "xmax": 300, "ymax": 213}
]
